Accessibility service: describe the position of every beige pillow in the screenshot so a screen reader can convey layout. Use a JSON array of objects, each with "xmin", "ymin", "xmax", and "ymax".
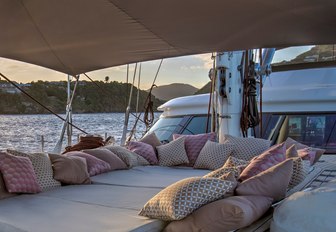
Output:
[
  {"xmin": 139, "ymin": 176, "xmax": 237, "ymax": 221},
  {"xmin": 223, "ymin": 156, "xmax": 250, "ymax": 168},
  {"xmin": 139, "ymin": 132, "xmax": 161, "ymax": 150},
  {"xmin": 49, "ymin": 154, "xmax": 91, "ymax": 184},
  {"xmin": 157, "ymin": 137, "xmax": 189, "ymax": 166},
  {"xmin": 194, "ymin": 141, "xmax": 234, "ymax": 170},
  {"xmin": 104, "ymin": 145, "xmax": 149, "ymax": 167},
  {"xmin": 223, "ymin": 135, "xmax": 271, "ymax": 161},
  {"xmin": 164, "ymin": 195, "xmax": 273, "ymax": 232},
  {"xmin": 7, "ymin": 149, "xmax": 61, "ymax": 191},
  {"xmin": 204, "ymin": 166, "xmax": 241, "ymax": 179},
  {"xmin": 236, "ymin": 159, "xmax": 293, "ymax": 202},
  {"xmin": 82, "ymin": 148, "xmax": 127, "ymax": 170}
]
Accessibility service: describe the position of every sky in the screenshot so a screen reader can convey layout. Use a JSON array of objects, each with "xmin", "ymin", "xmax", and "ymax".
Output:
[{"xmin": 0, "ymin": 46, "xmax": 312, "ymax": 90}]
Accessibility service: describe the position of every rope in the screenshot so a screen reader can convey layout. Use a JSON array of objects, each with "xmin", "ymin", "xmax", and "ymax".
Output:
[
  {"xmin": 206, "ymin": 53, "xmax": 216, "ymax": 133},
  {"xmin": 0, "ymin": 72, "xmax": 87, "ymax": 134},
  {"xmin": 127, "ymin": 59, "xmax": 163, "ymax": 142},
  {"xmin": 240, "ymin": 51, "xmax": 260, "ymax": 137},
  {"xmin": 136, "ymin": 63, "xmax": 141, "ymax": 116}
]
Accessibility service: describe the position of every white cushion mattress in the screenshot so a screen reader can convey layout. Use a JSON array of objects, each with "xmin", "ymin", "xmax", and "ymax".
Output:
[{"xmin": 91, "ymin": 165, "xmax": 211, "ymax": 188}]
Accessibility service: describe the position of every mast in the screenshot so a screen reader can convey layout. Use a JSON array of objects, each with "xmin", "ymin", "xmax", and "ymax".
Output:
[{"xmin": 215, "ymin": 49, "xmax": 275, "ymax": 142}]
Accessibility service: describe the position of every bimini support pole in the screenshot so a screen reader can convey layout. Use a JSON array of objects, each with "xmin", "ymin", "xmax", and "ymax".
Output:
[
  {"xmin": 53, "ymin": 75, "xmax": 79, "ymax": 154},
  {"xmin": 120, "ymin": 63, "xmax": 138, "ymax": 146},
  {"xmin": 66, "ymin": 74, "xmax": 73, "ymax": 147}
]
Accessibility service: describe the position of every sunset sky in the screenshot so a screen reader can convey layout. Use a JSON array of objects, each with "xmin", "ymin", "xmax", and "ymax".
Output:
[{"xmin": 0, "ymin": 46, "xmax": 311, "ymax": 90}]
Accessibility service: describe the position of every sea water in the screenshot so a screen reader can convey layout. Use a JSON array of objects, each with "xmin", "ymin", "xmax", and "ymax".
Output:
[{"xmin": 0, "ymin": 113, "xmax": 160, "ymax": 153}]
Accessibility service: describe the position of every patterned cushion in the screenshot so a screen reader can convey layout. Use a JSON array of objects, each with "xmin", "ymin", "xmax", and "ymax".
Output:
[
  {"xmin": 139, "ymin": 176, "xmax": 237, "ymax": 221},
  {"xmin": 223, "ymin": 156, "xmax": 250, "ymax": 173},
  {"xmin": 193, "ymin": 141, "xmax": 234, "ymax": 170},
  {"xmin": 288, "ymin": 157, "xmax": 309, "ymax": 189},
  {"xmin": 0, "ymin": 152, "xmax": 41, "ymax": 193},
  {"xmin": 165, "ymin": 195, "xmax": 273, "ymax": 232},
  {"xmin": 173, "ymin": 132, "xmax": 216, "ymax": 166},
  {"xmin": 204, "ymin": 166, "xmax": 241, "ymax": 179},
  {"xmin": 82, "ymin": 148, "xmax": 127, "ymax": 170},
  {"xmin": 49, "ymin": 154, "xmax": 91, "ymax": 184},
  {"xmin": 104, "ymin": 145, "xmax": 149, "ymax": 167},
  {"xmin": 64, "ymin": 151, "xmax": 111, "ymax": 176},
  {"xmin": 0, "ymin": 173, "xmax": 17, "ymax": 199},
  {"xmin": 157, "ymin": 137, "xmax": 189, "ymax": 166},
  {"xmin": 223, "ymin": 135, "xmax": 271, "ymax": 161},
  {"xmin": 239, "ymin": 143, "xmax": 286, "ymax": 181},
  {"xmin": 127, "ymin": 141, "xmax": 158, "ymax": 165},
  {"xmin": 7, "ymin": 149, "xmax": 61, "ymax": 191},
  {"xmin": 139, "ymin": 132, "xmax": 162, "ymax": 150},
  {"xmin": 236, "ymin": 159, "xmax": 293, "ymax": 202},
  {"xmin": 223, "ymin": 156, "xmax": 250, "ymax": 168}
]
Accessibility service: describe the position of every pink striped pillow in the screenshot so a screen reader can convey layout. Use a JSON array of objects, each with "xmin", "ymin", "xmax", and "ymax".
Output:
[
  {"xmin": 127, "ymin": 141, "xmax": 158, "ymax": 165},
  {"xmin": 0, "ymin": 152, "xmax": 41, "ymax": 193},
  {"xmin": 64, "ymin": 151, "xmax": 111, "ymax": 176},
  {"xmin": 239, "ymin": 143, "xmax": 286, "ymax": 181},
  {"xmin": 173, "ymin": 132, "xmax": 216, "ymax": 166}
]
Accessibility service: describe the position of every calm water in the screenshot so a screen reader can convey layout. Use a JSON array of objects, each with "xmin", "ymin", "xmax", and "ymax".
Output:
[{"xmin": 0, "ymin": 113, "xmax": 160, "ymax": 153}]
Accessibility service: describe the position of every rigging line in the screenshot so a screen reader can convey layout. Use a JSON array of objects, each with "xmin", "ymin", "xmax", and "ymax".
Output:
[
  {"xmin": 83, "ymin": 71, "xmax": 145, "ymax": 126},
  {"xmin": 0, "ymin": 72, "xmax": 87, "ymax": 134},
  {"xmin": 126, "ymin": 64, "xmax": 129, "ymax": 108},
  {"xmin": 127, "ymin": 63, "xmax": 138, "ymax": 108},
  {"xmin": 127, "ymin": 59, "xmax": 163, "ymax": 141},
  {"xmin": 136, "ymin": 63, "xmax": 142, "ymax": 116}
]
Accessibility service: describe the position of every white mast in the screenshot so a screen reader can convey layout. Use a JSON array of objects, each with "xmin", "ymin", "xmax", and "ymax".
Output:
[{"xmin": 215, "ymin": 49, "xmax": 275, "ymax": 142}]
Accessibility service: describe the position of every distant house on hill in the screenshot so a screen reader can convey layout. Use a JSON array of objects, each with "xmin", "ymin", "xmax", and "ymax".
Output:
[{"xmin": 0, "ymin": 83, "xmax": 31, "ymax": 94}]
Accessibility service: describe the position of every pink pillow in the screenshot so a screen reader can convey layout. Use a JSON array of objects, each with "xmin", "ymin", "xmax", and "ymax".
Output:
[
  {"xmin": 173, "ymin": 132, "xmax": 216, "ymax": 165},
  {"xmin": 64, "ymin": 151, "xmax": 111, "ymax": 176},
  {"xmin": 239, "ymin": 143, "xmax": 286, "ymax": 181},
  {"xmin": 127, "ymin": 141, "xmax": 158, "ymax": 165},
  {"xmin": 297, "ymin": 148, "xmax": 316, "ymax": 166},
  {"xmin": 0, "ymin": 152, "xmax": 41, "ymax": 193}
]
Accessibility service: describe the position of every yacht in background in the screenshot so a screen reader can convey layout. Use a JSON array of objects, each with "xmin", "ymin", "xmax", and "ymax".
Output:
[{"xmin": 149, "ymin": 66, "xmax": 336, "ymax": 154}]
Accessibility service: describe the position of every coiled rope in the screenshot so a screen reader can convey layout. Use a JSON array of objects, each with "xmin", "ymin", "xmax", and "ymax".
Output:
[{"xmin": 240, "ymin": 51, "xmax": 260, "ymax": 137}]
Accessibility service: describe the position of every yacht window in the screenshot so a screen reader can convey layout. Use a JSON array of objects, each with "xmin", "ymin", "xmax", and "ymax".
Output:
[
  {"xmin": 181, "ymin": 116, "xmax": 211, "ymax": 135},
  {"xmin": 148, "ymin": 117, "xmax": 183, "ymax": 142}
]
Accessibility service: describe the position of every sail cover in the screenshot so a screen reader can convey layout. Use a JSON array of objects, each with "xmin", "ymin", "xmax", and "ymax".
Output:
[{"xmin": 0, "ymin": 0, "xmax": 335, "ymax": 75}]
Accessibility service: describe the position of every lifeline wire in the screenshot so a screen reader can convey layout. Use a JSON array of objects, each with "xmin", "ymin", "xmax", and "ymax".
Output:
[{"xmin": 0, "ymin": 72, "xmax": 87, "ymax": 134}]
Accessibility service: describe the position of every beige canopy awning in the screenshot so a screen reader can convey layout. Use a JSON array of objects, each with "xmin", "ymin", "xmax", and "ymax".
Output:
[{"xmin": 1, "ymin": 0, "xmax": 335, "ymax": 75}]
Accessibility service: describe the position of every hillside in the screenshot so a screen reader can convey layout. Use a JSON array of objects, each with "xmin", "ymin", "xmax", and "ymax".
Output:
[
  {"xmin": 149, "ymin": 83, "xmax": 198, "ymax": 101},
  {"xmin": 0, "ymin": 80, "xmax": 164, "ymax": 114},
  {"xmin": 194, "ymin": 81, "xmax": 211, "ymax": 95},
  {"xmin": 273, "ymin": 45, "xmax": 336, "ymax": 65}
]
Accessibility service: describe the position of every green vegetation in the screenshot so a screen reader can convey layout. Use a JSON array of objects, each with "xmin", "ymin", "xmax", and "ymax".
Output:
[{"xmin": 0, "ymin": 80, "xmax": 164, "ymax": 114}]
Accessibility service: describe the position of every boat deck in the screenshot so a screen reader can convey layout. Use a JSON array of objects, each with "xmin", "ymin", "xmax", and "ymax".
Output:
[{"xmin": 238, "ymin": 154, "xmax": 336, "ymax": 232}]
